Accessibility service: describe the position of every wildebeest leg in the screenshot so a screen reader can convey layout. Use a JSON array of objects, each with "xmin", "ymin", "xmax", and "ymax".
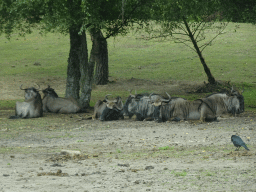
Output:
[
  {"xmin": 205, "ymin": 116, "xmax": 218, "ymax": 122},
  {"xmin": 135, "ymin": 113, "xmax": 144, "ymax": 121},
  {"xmin": 171, "ymin": 117, "xmax": 181, "ymax": 122}
]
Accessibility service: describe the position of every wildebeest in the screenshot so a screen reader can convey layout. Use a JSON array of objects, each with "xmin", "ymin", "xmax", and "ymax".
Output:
[
  {"xmin": 9, "ymin": 84, "xmax": 43, "ymax": 119},
  {"xmin": 231, "ymin": 135, "xmax": 249, "ymax": 151},
  {"xmin": 42, "ymin": 86, "xmax": 82, "ymax": 113},
  {"xmin": 151, "ymin": 93, "xmax": 199, "ymax": 122},
  {"xmin": 93, "ymin": 95, "xmax": 124, "ymax": 121},
  {"xmin": 230, "ymin": 86, "xmax": 244, "ymax": 114},
  {"xmin": 151, "ymin": 90, "xmax": 244, "ymax": 122},
  {"xmin": 200, "ymin": 91, "xmax": 244, "ymax": 120},
  {"xmin": 123, "ymin": 92, "xmax": 164, "ymax": 121}
]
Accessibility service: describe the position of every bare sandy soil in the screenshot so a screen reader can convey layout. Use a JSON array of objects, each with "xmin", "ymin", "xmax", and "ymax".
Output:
[{"xmin": 0, "ymin": 78, "xmax": 256, "ymax": 192}]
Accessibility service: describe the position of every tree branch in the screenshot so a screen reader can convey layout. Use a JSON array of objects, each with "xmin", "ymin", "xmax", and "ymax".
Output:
[{"xmin": 200, "ymin": 22, "xmax": 228, "ymax": 52}]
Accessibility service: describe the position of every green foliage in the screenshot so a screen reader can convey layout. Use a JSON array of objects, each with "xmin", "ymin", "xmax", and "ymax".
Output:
[{"xmin": 220, "ymin": 0, "xmax": 256, "ymax": 23}]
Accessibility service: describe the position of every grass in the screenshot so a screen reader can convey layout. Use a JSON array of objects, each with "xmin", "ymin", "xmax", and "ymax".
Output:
[
  {"xmin": 0, "ymin": 22, "xmax": 256, "ymax": 109},
  {"xmin": 158, "ymin": 146, "xmax": 174, "ymax": 150},
  {"xmin": 171, "ymin": 170, "xmax": 188, "ymax": 177}
]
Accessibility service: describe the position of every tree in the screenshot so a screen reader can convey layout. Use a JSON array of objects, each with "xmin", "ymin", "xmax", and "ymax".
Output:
[
  {"xmin": 89, "ymin": 28, "xmax": 108, "ymax": 85},
  {"xmin": 219, "ymin": 0, "xmax": 256, "ymax": 23},
  {"xmin": 88, "ymin": 0, "xmax": 151, "ymax": 85},
  {"xmin": 0, "ymin": 0, "xmax": 151, "ymax": 108},
  {"xmin": 147, "ymin": 0, "xmax": 228, "ymax": 84}
]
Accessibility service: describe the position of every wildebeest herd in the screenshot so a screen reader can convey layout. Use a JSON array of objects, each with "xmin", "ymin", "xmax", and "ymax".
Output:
[
  {"xmin": 9, "ymin": 84, "xmax": 249, "ymax": 151},
  {"xmin": 9, "ymin": 85, "xmax": 244, "ymax": 122}
]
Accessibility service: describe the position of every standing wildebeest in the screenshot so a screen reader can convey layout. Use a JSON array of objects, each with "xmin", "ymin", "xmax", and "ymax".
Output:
[
  {"xmin": 42, "ymin": 86, "xmax": 82, "ymax": 113},
  {"xmin": 123, "ymin": 92, "xmax": 164, "ymax": 121},
  {"xmin": 231, "ymin": 135, "xmax": 249, "ymax": 151},
  {"xmin": 9, "ymin": 85, "xmax": 43, "ymax": 119},
  {"xmin": 93, "ymin": 95, "xmax": 124, "ymax": 121},
  {"xmin": 151, "ymin": 91, "xmax": 244, "ymax": 122}
]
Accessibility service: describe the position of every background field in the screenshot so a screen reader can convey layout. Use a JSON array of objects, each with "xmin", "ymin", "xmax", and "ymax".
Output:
[
  {"xmin": 0, "ymin": 22, "xmax": 256, "ymax": 109},
  {"xmin": 1, "ymin": 23, "xmax": 256, "ymax": 192}
]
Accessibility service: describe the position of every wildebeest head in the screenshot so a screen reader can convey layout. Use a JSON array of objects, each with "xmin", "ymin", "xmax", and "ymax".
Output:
[
  {"xmin": 230, "ymin": 86, "xmax": 244, "ymax": 113},
  {"xmin": 123, "ymin": 92, "xmax": 147, "ymax": 118},
  {"xmin": 42, "ymin": 85, "xmax": 59, "ymax": 98},
  {"xmin": 150, "ymin": 92, "xmax": 181, "ymax": 122},
  {"xmin": 20, "ymin": 84, "xmax": 41, "ymax": 101},
  {"xmin": 93, "ymin": 94, "xmax": 124, "ymax": 121},
  {"xmin": 104, "ymin": 94, "xmax": 123, "ymax": 110},
  {"xmin": 9, "ymin": 84, "xmax": 43, "ymax": 119},
  {"xmin": 123, "ymin": 91, "xmax": 164, "ymax": 121}
]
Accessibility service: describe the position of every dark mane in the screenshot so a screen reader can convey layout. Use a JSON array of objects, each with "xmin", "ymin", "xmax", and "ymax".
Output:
[{"xmin": 43, "ymin": 87, "xmax": 59, "ymax": 98}]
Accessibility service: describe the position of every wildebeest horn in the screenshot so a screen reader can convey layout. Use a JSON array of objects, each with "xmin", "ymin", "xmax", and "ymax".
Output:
[
  {"xmin": 105, "ymin": 94, "xmax": 112, "ymax": 101},
  {"xmin": 166, "ymin": 92, "xmax": 171, "ymax": 100},
  {"xmin": 20, "ymin": 84, "xmax": 26, "ymax": 90},
  {"xmin": 149, "ymin": 93, "xmax": 154, "ymax": 100}
]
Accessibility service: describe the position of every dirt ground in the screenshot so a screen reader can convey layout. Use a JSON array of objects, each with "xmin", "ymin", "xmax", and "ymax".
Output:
[{"xmin": 0, "ymin": 78, "xmax": 256, "ymax": 192}]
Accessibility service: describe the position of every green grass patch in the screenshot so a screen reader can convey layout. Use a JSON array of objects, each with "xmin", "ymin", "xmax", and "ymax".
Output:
[
  {"xmin": 116, "ymin": 149, "xmax": 122, "ymax": 153},
  {"xmin": 0, "ymin": 23, "xmax": 256, "ymax": 109},
  {"xmin": 158, "ymin": 146, "xmax": 174, "ymax": 150},
  {"xmin": 171, "ymin": 170, "xmax": 188, "ymax": 177}
]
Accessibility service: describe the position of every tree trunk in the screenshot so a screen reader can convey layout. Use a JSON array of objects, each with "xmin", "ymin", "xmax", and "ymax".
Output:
[
  {"xmin": 66, "ymin": 27, "xmax": 82, "ymax": 99},
  {"xmin": 183, "ymin": 17, "xmax": 216, "ymax": 84},
  {"xmin": 89, "ymin": 28, "xmax": 109, "ymax": 85},
  {"xmin": 79, "ymin": 31, "xmax": 93, "ymax": 109}
]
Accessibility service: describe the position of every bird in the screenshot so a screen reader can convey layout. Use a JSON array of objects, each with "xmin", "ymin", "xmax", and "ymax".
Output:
[{"xmin": 231, "ymin": 135, "xmax": 249, "ymax": 151}]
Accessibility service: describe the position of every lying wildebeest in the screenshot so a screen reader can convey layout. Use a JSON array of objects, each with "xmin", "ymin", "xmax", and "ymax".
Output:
[
  {"xmin": 93, "ymin": 95, "xmax": 124, "ymax": 121},
  {"xmin": 9, "ymin": 84, "xmax": 43, "ymax": 119},
  {"xmin": 123, "ymin": 91, "xmax": 164, "ymax": 121},
  {"xmin": 151, "ymin": 91, "xmax": 244, "ymax": 122},
  {"xmin": 201, "ymin": 91, "xmax": 244, "ymax": 120},
  {"xmin": 150, "ymin": 93, "xmax": 194, "ymax": 122},
  {"xmin": 42, "ymin": 86, "xmax": 82, "ymax": 113}
]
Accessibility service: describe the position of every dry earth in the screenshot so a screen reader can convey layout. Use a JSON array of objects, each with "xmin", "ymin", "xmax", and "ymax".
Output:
[{"xmin": 0, "ymin": 78, "xmax": 256, "ymax": 192}]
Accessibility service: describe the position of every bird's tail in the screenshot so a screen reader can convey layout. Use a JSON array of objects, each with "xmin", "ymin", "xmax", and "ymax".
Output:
[{"xmin": 243, "ymin": 144, "xmax": 250, "ymax": 151}]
